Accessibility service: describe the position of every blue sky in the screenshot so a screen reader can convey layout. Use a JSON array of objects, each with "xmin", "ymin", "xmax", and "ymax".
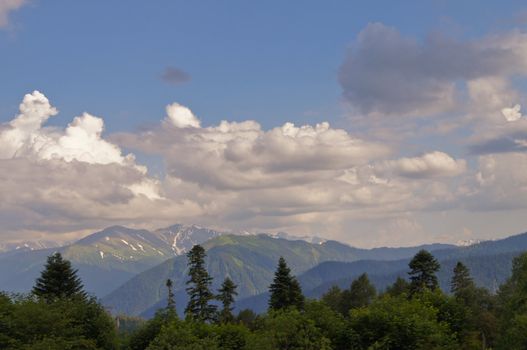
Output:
[
  {"xmin": 2, "ymin": 0, "xmax": 525, "ymax": 131},
  {"xmin": 2, "ymin": 1, "xmax": 527, "ymax": 247}
]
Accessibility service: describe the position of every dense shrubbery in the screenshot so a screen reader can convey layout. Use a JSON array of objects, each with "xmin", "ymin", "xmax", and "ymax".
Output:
[{"xmin": 3, "ymin": 248, "xmax": 527, "ymax": 349}]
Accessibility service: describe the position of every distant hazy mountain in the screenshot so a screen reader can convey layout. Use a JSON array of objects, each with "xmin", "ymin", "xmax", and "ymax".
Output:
[
  {"xmin": 234, "ymin": 232, "xmax": 527, "ymax": 313},
  {"xmin": 153, "ymin": 224, "xmax": 228, "ymax": 255},
  {"xmin": 0, "ymin": 223, "xmax": 339, "ymax": 297},
  {"xmin": 0, "ymin": 223, "xmax": 246, "ymax": 296},
  {"xmin": 102, "ymin": 234, "xmax": 455, "ymax": 317},
  {"xmin": 0, "ymin": 240, "xmax": 62, "ymax": 254}
]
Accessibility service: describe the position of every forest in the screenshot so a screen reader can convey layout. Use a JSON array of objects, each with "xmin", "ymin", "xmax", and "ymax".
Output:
[{"xmin": 1, "ymin": 245, "xmax": 527, "ymax": 350}]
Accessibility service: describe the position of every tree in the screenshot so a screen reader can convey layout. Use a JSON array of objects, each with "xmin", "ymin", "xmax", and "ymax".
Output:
[
  {"xmin": 408, "ymin": 250, "xmax": 440, "ymax": 296},
  {"xmin": 217, "ymin": 277, "xmax": 238, "ymax": 323},
  {"xmin": 348, "ymin": 295, "xmax": 457, "ymax": 349},
  {"xmin": 451, "ymin": 262, "xmax": 475, "ymax": 297},
  {"xmin": 32, "ymin": 252, "xmax": 86, "ymax": 302},
  {"xmin": 268, "ymin": 257, "xmax": 305, "ymax": 311},
  {"xmin": 496, "ymin": 252, "xmax": 527, "ymax": 349},
  {"xmin": 166, "ymin": 278, "xmax": 176, "ymax": 315},
  {"xmin": 348, "ymin": 273, "xmax": 376, "ymax": 309},
  {"xmin": 385, "ymin": 276, "xmax": 410, "ymax": 297},
  {"xmin": 185, "ymin": 245, "xmax": 217, "ymax": 322},
  {"xmin": 321, "ymin": 286, "xmax": 343, "ymax": 314},
  {"xmin": 249, "ymin": 308, "xmax": 332, "ymax": 350}
]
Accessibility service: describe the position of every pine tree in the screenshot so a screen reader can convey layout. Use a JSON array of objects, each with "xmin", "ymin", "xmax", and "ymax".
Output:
[
  {"xmin": 408, "ymin": 250, "xmax": 440, "ymax": 296},
  {"xmin": 184, "ymin": 245, "xmax": 217, "ymax": 322},
  {"xmin": 268, "ymin": 257, "xmax": 305, "ymax": 311},
  {"xmin": 32, "ymin": 252, "xmax": 86, "ymax": 302},
  {"xmin": 217, "ymin": 277, "xmax": 238, "ymax": 323},
  {"xmin": 166, "ymin": 279, "xmax": 177, "ymax": 316},
  {"xmin": 451, "ymin": 262, "xmax": 475, "ymax": 296}
]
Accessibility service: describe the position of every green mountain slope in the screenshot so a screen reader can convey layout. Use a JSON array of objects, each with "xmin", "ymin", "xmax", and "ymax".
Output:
[{"xmin": 102, "ymin": 234, "xmax": 455, "ymax": 316}]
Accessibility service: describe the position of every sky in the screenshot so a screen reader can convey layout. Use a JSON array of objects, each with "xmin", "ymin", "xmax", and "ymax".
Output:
[{"xmin": 2, "ymin": 0, "xmax": 527, "ymax": 247}]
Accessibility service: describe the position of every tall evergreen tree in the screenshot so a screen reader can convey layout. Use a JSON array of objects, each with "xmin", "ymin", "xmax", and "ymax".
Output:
[
  {"xmin": 217, "ymin": 277, "xmax": 238, "ymax": 323},
  {"xmin": 166, "ymin": 279, "xmax": 176, "ymax": 315},
  {"xmin": 451, "ymin": 262, "xmax": 475, "ymax": 296},
  {"xmin": 184, "ymin": 245, "xmax": 217, "ymax": 322},
  {"xmin": 32, "ymin": 252, "xmax": 86, "ymax": 302},
  {"xmin": 268, "ymin": 257, "xmax": 305, "ymax": 311},
  {"xmin": 408, "ymin": 250, "xmax": 440, "ymax": 296}
]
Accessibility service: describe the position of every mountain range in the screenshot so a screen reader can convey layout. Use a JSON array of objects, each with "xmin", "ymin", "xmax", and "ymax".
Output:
[
  {"xmin": 0, "ymin": 224, "xmax": 230, "ymax": 296},
  {"xmin": 2, "ymin": 223, "xmax": 526, "ymax": 319}
]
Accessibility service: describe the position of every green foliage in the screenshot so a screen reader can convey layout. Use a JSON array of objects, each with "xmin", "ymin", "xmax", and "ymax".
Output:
[
  {"xmin": 385, "ymin": 276, "xmax": 410, "ymax": 297},
  {"xmin": 348, "ymin": 294, "xmax": 457, "ymax": 349},
  {"xmin": 249, "ymin": 308, "xmax": 332, "ymax": 350},
  {"xmin": 408, "ymin": 250, "xmax": 441, "ymax": 296},
  {"xmin": 125, "ymin": 309, "xmax": 177, "ymax": 350},
  {"xmin": 235, "ymin": 309, "xmax": 257, "ymax": 330},
  {"xmin": 496, "ymin": 252, "xmax": 527, "ymax": 349},
  {"xmin": 146, "ymin": 320, "xmax": 250, "ymax": 350},
  {"xmin": 32, "ymin": 252, "xmax": 87, "ymax": 302},
  {"xmin": 217, "ymin": 277, "xmax": 238, "ymax": 323},
  {"xmin": 0, "ymin": 294, "xmax": 117, "ymax": 350},
  {"xmin": 165, "ymin": 279, "xmax": 176, "ymax": 317},
  {"xmin": 268, "ymin": 257, "xmax": 305, "ymax": 311},
  {"xmin": 185, "ymin": 245, "xmax": 217, "ymax": 322},
  {"xmin": 340, "ymin": 273, "xmax": 376, "ymax": 314},
  {"xmin": 451, "ymin": 262, "xmax": 475, "ymax": 296}
]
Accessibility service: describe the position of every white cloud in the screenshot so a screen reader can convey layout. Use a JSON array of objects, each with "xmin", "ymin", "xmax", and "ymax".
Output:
[
  {"xmin": 0, "ymin": 92, "xmax": 169, "ymax": 241},
  {"xmin": 377, "ymin": 151, "xmax": 467, "ymax": 178},
  {"xmin": 165, "ymin": 103, "xmax": 201, "ymax": 128},
  {"xmin": 502, "ymin": 104, "xmax": 523, "ymax": 122},
  {"xmin": 0, "ymin": 0, "xmax": 26, "ymax": 27}
]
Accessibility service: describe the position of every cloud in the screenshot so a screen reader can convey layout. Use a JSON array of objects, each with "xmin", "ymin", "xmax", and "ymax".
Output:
[
  {"xmin": 0, "ymin": 0, "xmax": 25, "ymax": 27},
  {"xmin": 0, "ymin": 92, "xmax": 173, "ymax": 241},
  {"xmin": 114, "ymin": 102, "xmax": 390, "ymax": 190},
  {"xmin": 160, "ymin": 66, "xmax": 191, "ymax": 85},
  {"xmin": 502, "ymin": 104, "xmax": 524, "ymax": 122},
  {"xmin": 468, "ymin": 153, "xmax": 527, "ymax": 211},
  {"xmin": 339, "ymin": 23, "xmax": 527, "ymax": 118},
  {"xmin": 469, "ymin": 108, "xmax": 527, "ymax": 154},
  {"xmin": 165, "ymin": 102, "xmax": 201, "ymax": 128},
  {"xmin": 376, "ymin": 151, "xmax": 467, "ymax": 178},
  {"xmin": 0, "ymin": 91, "xmax": 131, "ymax": 166}
]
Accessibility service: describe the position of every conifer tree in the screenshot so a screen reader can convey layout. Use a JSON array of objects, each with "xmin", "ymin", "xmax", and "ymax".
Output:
[
  {"xmin": 166, "ymin": 279, "xmax": 176, "ymax": 315},
  {"xmin": 268, "ymin": 257, "xmax": 305, "ymax": 310},
  {"xmin": 408, "ymin": 250, "xmax": 440, "ymax": 296},
  {"xmin": 184, "ymin": 245, "xmax": 217, "ymax": 322},
  {"xmin": 451, "ymin": 262, "xmax": 475, "ymax": 296},
  {"xmin": 217, "ymin": 277, "xmax": 238, "ymax": 323},
  {"xmin": 32, "ymin": 252, "xmax": 86, "ymax": 302}
]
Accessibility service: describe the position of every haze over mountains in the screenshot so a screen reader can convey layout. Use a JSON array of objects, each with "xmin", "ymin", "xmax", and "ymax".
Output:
[{"xmin": 1, "ymin": 222, "xmax": 526, "ymax": 318}]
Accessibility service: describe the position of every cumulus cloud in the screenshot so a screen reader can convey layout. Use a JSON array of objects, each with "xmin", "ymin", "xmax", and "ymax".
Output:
[
  {"xmin": 0, "ymin": 92, "xmax": 170, "ymax": 241},
  {"xmin": 502, "ymin": 104, "xmax": 524, "ymax": 122},
  {"xmin": 339, "ymin": 23, "xmax": 527, "ymax": 118},
  {"xmin": 0, "ymin": 91, "xmax": 131, "ymax": 166},
  {"xmin": 376, "ymin": 151, "xmax": 467, "ymax": 178},
  {"xmin": 165, "ymin": 102, "xmax": 201, "ymax": 128},
  {"xmin": 0, "ymin": 0, "xmax": 25, "ymax": 27},
  {"xmin": 115, "ymin": 103, "xmax": 390, "ymax": 190},
  {"xmin": 160, "ymin": 66, "xmax": 191, "ymax": 85}
]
